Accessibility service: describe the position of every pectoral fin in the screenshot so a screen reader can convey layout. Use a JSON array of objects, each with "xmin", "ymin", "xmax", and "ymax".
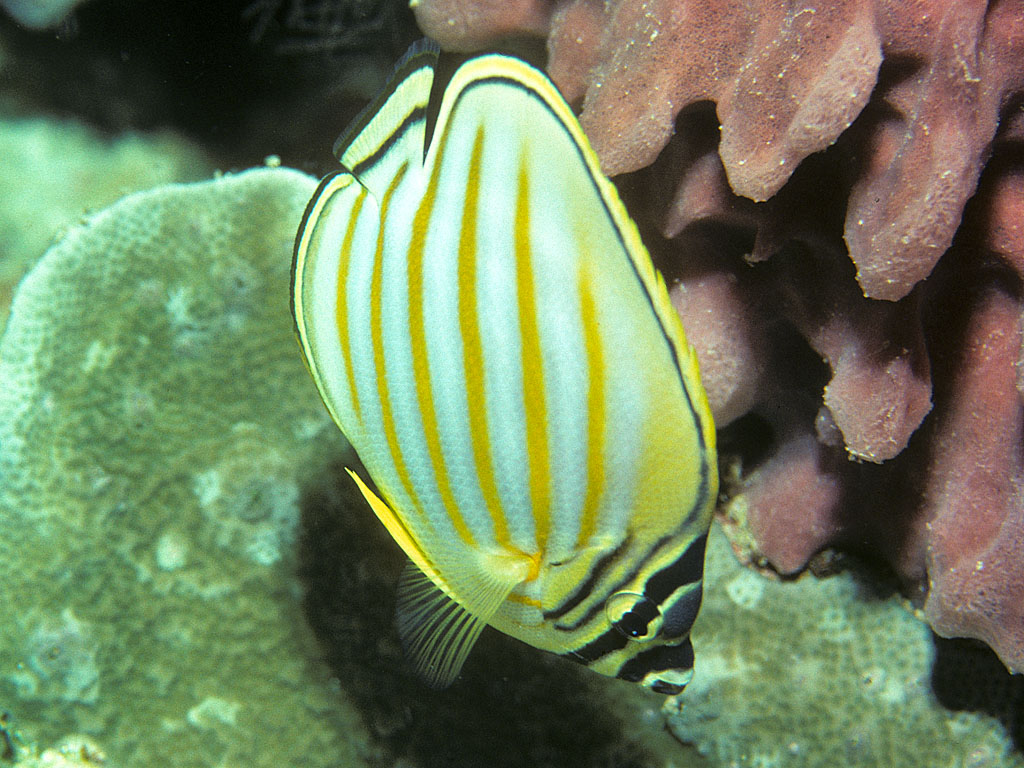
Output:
[
  {"xmin": 395, "ymin": 562, "xmax": 508, "ymax": 688},
  {"xmin": 347, "ymin": 468, "xmax": 522, "ymax": 687}
]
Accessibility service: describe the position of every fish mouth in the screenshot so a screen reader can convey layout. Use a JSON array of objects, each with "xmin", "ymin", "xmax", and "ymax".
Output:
[{"xmin": 649, "ymin": 678, "xmax": 687, "ymax": 696}]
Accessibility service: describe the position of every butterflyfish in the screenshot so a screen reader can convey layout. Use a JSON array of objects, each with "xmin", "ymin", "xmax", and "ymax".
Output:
[{"xmin": 291, "ymin": 39, "xmax": 718, "ymax": 695}]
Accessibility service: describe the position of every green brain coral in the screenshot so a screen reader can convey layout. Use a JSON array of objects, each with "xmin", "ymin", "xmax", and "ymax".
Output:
[
  {"xmin": 0, "ymin": 168, "xmax": 370, "ymax": 767},
  {"xmin": 0, "ymin": 117, "xmax": 211, "ymax": 333}
]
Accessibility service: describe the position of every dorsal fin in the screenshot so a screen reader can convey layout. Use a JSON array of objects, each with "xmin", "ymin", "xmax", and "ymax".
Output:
[{"xmin": 332, "ymin": 38, "xmax": 439, "ymax": 198}]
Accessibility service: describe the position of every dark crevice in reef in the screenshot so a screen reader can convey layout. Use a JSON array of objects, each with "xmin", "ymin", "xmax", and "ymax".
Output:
[
  {"xmin": 0, "ymin": 0, "xmax": 419, "ymax": 174},
  {"xmin": 932, "ymin": 636, "xmax": 1024, "ymax": 752},
  {"xmin": 296, "ymin": 460, "xmax": 660, "ymax": 768}
]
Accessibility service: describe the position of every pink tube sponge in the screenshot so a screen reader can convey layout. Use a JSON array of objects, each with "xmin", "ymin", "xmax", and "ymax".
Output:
[
  {"xmin": 922, "ymin": 282, "xmax": 1024, "ymax": 674},
  {"xmin": 416, "ymin": 0, "xmax": 1024, "ymax": 300}
]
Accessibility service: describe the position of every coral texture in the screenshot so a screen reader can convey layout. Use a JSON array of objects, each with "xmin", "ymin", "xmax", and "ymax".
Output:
[
  {"xmin": 0, "ymin": 117, "xmax": 210, "ymax": 334},
  {"xmin": 0, "ymin": 168, "xmax": 380, "ymax": 768},
  {"xmin": 11, "ymin": 735, "xmax": 108, "ymax": 768},
  {"xmin": 670, "ymin": 526, "xmax": 1024, "ymax": 768},
  {"xmin": 413, "ymin": 0, "xmax": 1024, "ymax": 674}
]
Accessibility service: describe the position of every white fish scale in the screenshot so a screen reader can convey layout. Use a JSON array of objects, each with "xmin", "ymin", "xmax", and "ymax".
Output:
[{"xmin": 417, "ymin": 158, "xmax": 499, "ymax": 548}]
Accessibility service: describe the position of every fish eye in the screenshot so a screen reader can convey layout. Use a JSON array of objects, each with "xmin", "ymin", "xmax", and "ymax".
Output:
[{"xmin": 605, "ymin": 592, "xmax": 663, "ymax": 642}]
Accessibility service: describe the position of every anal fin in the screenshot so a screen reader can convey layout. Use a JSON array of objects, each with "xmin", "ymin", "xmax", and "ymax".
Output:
[{"xmin": 348, "ymin": 469, "xmax": 436, "ymax": 580}]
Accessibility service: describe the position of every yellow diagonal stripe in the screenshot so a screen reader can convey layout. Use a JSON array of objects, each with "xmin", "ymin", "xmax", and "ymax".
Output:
[
  {"xmin": 336, "ymin": 187, "xmax": 368, "ymax": 425},
  {"xmin": 575, "ymin": 266, "xmax": 606, "ymax": 548},
  {"xmin": 514, "ymin": 150, "xmax": 551, "ymax": 549},
  {"xmin": 370, "ymin": 163, "xmax": 423, "ymax": 518},
  {"xmin": 459, "ymin": 126, "xmax": 511, "ymax": 548},
  {"xmin": 407, "ymin": 133, "xmax": 476, "ymax": 546}
]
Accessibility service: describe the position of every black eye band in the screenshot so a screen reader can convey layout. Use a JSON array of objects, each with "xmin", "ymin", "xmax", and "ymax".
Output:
[
  {"xmin": 564, "ymin": 628, "xmax": 630, "ymax": 664},
  {"xmin": 644, "ymin": 533, "xmax": 707, "ymax": 604},
  {"xmin": 659, "ymin": 584, "xmax": 703, "ymax": 639},
  {"xmin": 615, "ymin": 637, "xmax": 695, "ymax": 683}
]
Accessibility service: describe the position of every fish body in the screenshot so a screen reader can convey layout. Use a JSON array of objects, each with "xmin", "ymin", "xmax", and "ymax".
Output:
[{"xmin": 292, "ymin": 39, "xmax": 717, "ymax": 695}]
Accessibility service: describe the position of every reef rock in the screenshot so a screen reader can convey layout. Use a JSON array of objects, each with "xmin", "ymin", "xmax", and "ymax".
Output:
[
  {"xmin": 920, "ymin": 270, "xmax": 1024, "ymax": 674},
  {"xmin": 0, "ymin": 117, "xmax": 210, "ymax": 333},
  {"xmin": 416, "ymin": 0, "xmax": 1024, "ymax": 301}
]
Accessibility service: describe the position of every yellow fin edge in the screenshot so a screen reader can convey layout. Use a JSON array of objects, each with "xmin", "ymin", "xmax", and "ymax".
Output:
[
  {"xmin": 346, "ymin": 468, "xmax": 442, "ymax": 588},
  {"xmin": 347, "ymin": 469, "xmax": 524, "ymax": 686}
]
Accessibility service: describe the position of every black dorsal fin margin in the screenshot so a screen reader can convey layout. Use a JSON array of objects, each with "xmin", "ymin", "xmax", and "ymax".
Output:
[{"xmin": 332, "ymin": 37, "xmax": 441, "ymax": 163}]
